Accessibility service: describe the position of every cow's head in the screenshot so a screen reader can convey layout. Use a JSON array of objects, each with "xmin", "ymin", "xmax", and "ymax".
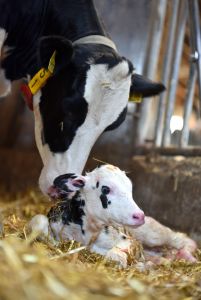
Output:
[
  {"xmin": 33, "ymin": 36, "xmax": 165, "ymax": 196},
  {"xmin": 52, "ymin": 164, "xmax": 145, "ymax": 228}
]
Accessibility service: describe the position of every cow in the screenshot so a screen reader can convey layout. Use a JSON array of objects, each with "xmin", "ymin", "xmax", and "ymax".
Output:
[
  {"xmin": 29, "ymin": 165, "xmax": 197, "ymax": 267},
  {"xmin": 0, "ymin": 0, "xmax": 165, "ymax": 196}
]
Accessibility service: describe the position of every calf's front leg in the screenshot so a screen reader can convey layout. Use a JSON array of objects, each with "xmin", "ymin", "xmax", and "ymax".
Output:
[
  {"xmin": 90, "ymin": 226, "xmax": 131, "ymax": 267},
  {"xmin": 28, "ymin": 214, "xmax": 58, "ymax": 245}
]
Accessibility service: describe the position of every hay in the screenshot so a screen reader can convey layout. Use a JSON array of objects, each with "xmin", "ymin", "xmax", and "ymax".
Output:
[{"xmin": 0, "ymin": 191, "xmax": 200, "ymax": 300}]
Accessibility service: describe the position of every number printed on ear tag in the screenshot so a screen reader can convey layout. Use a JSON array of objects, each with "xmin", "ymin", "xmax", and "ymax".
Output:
[
  {"xmin": 129, "ymin": 93, "xmax": 142, "ymax": 103},
  {"xmin": 28, "ymin": 51, "xmax": 56, "ymax": 95},
  {"xmin": 28, "ymin": 68, "xmax": 52, "ymax": 95}
]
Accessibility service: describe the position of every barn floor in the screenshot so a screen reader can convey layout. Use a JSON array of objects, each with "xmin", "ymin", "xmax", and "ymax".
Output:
[{"xmin": 0, "ymin": 191, "xmax": 201, "ymax": 300}]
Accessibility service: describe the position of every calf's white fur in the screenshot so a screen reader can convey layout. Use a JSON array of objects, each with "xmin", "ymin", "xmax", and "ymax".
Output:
[{"xmin": 29, "ymin": 164, "xmax": 197, "ymax": 266}]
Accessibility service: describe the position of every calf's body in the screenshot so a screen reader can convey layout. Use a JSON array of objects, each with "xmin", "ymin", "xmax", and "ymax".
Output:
[
  {"xmin": 30, "ymin": 165, "xmax": 145, "ymax": 243},
  {"xmin": 29, "ymin": 165, "xmax": 197, "ymax": 266}
]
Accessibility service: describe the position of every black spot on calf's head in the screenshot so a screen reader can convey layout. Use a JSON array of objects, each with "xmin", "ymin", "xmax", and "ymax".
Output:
[
  {"xmin": 100, "ymin": 194, "xmax": 108, "ymax": 209},
  {"xmin": 100, "ymin": 185, "xmax": 110, "ymax": 209},
  {"xmin": 96, "ymin": 181, "xmax": 99, "ymax": 188}
]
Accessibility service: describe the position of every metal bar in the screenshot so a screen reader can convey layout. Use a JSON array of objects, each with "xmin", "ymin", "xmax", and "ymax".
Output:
[
  {"xmin": 188, "ymin": 0, "xmax": 201, "ymax": 114},
  {"xmin": 162, "ymin": 0, "xmax": 187, "ymax": 147},
  {"xmin": 133, "ymin": 146, "xmax": 201, "ymax": 157},
  {"xmin": 134, "ymin": 0, "xmax": 167, "ymax": 146},
  {"xmin": 179, "ymin": 63, "xmax": 197, "ymax": 148},
  {"xmin": 154, "ymin": 0, "xmax": 179, "ymax": 146}
]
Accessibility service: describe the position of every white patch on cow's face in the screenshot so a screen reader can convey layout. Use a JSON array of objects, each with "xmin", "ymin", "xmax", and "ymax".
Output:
[
  {"xmin": 0, "ymin": 68, "xmax": 11, "ymax": 97},
  {"xmin": 84, "ymin": 61, "xmax": 131, "ymax": 124},
  {"xmin": 84, "ymin": 165, "xmax": 145, "ymax": 227},
  {"xmin": 33, "ymin": 61, "xmax": 132, "ymax": 195},
  {"xmin": 0, "ymin": 28, "xmax": 6, "ymax": 55},
  {"xmin": 0, "ymin": 28, "xmax": 11, "ymax": 97}
]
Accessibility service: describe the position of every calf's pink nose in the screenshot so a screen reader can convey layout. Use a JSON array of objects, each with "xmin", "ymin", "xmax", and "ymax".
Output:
[{"xmin": 132, "ymin": 212, "xmax": 145, "ymax": 225}]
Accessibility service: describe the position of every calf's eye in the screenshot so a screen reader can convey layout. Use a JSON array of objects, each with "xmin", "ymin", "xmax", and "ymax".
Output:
[{"xmin": 101, "ymin": 185, "xmax": 110, "ymax": 195}]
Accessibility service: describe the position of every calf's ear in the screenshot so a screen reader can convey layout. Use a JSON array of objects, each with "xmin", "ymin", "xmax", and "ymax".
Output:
[
  {"xmin": 53, "ymin": 173, "xmax": 86, "ymax": 193},
  {"xmin": 130, "ymin": 73, "xmax": 166, "ymax": 98},
  {"xmin": 37, "ymin": 36, "xmax": 74, "ymax": 74}
]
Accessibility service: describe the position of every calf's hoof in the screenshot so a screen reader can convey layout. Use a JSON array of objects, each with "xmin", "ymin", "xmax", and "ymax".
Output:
[{"xmin": 106, "ymin": 248, "xmax": 128, "ymax": 268}]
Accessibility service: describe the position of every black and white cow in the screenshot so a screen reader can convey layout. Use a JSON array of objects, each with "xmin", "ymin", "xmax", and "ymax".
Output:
[{"xmin": 0, "ymin": 0, "xmax": 165, "ymax": 195}]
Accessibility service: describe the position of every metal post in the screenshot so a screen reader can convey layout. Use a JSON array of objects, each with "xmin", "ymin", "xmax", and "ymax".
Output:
[
  {"xmin": 134, "ymin": 0, "xmax": 167, "ymax": 146},
  {"xmin": 179, "ymin": 0, "xmax": 200, "ymax": 148},
  {"xmin": 162, "ymin": 0, "xmax": 187, "ymax": 146},
  {"xmin": 188, "ymin": 0, "xmax": 201, "ymax": 114},
  {"xmin": 154, "ymin": 0, "xmax": 179, "ymax": 146},
  {"xmin": 179, "ymin": 63, "xmax": 197, "ymax": 147}
]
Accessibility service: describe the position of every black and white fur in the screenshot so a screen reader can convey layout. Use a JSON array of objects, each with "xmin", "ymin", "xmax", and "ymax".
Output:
[
  {"xmin": 29, "ymin": 164, "xmax": 144, "ymax": 266},
  {"xmin": 29, "ymin": 165, "xmax": 197, "ymax": 267},
  {"xmin": 0, "ymin": 0, "xmax": 165, "ymax": 195}
]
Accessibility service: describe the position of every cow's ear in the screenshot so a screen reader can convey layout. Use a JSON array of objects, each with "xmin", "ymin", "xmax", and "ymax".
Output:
[
  {"xmin": 38, "ymin": 36, "xmax": 74, "ymax": 74},
  {"xmin": 129, "ymin": 73, "xmax": 165, "ymax": 98}
]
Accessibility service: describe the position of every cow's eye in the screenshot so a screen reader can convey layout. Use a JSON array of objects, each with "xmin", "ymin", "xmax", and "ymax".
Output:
[{"xmin": 101, "ymin": 186, "xmax": 110, "ymax": 195}]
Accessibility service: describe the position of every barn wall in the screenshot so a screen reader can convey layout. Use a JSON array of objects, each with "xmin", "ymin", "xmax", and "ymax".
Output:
[
  {"xmin": 94, "ymin": 0, "xmax": 152, "ymax": 73},
  {"xmin": 1, "ymin": 148, "xmax": 201, "ymax": 238}
]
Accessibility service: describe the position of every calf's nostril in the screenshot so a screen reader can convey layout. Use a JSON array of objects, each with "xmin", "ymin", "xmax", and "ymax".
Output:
[{"xmin": 132, "ymin": 212, "xmax": 145, "ymax": 221}]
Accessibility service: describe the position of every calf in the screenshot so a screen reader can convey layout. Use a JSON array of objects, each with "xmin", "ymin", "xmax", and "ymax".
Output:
[
  {"xmin": 29, "ymin": 164, "xmax": 145, "ymax": 266},
  {"xmin": 0, "ymin": 0, "xmax": 165, "ymax": 195},
  {"xmin": 29, "ymin": 165, "xmax": 197, "ymax": 267}
]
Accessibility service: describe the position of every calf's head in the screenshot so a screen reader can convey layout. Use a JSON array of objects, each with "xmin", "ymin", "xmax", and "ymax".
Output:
[
  {"xmin": 53, "ymin": 164, "xmax": 145, "ymax": 228},
  {"xmin": 33, "ymin": 36, "xmax": 165, "ymax": 195}
]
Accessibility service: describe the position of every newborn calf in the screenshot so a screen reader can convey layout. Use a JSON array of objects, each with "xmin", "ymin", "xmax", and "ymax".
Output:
[
  {"xmin": 29, "ymin": 165, "xmax": 145, "ymax": 266},
  {"xmin": 29, "ymin": 165, "xmax": 197, "ymax": 266}
]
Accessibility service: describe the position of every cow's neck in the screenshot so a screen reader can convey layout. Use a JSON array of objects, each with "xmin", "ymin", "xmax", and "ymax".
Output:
[{"xmin": 44, "ymin": 0, "xmax": 107, "ymax": 41}]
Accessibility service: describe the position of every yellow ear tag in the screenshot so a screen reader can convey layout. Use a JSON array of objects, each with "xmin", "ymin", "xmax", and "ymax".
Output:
[
  {"xmin": 129, "ymin": 93, "xmax": 142, "ymax": 103},
  {"xmin": 28, "ymin": 51, "xmax": 56, "ymax": 95}
]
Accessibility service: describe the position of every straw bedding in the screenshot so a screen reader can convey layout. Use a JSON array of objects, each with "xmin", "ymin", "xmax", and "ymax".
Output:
[{"xmin": 0, "ymin": 190, "xmax": 200, "ymax": 300}]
